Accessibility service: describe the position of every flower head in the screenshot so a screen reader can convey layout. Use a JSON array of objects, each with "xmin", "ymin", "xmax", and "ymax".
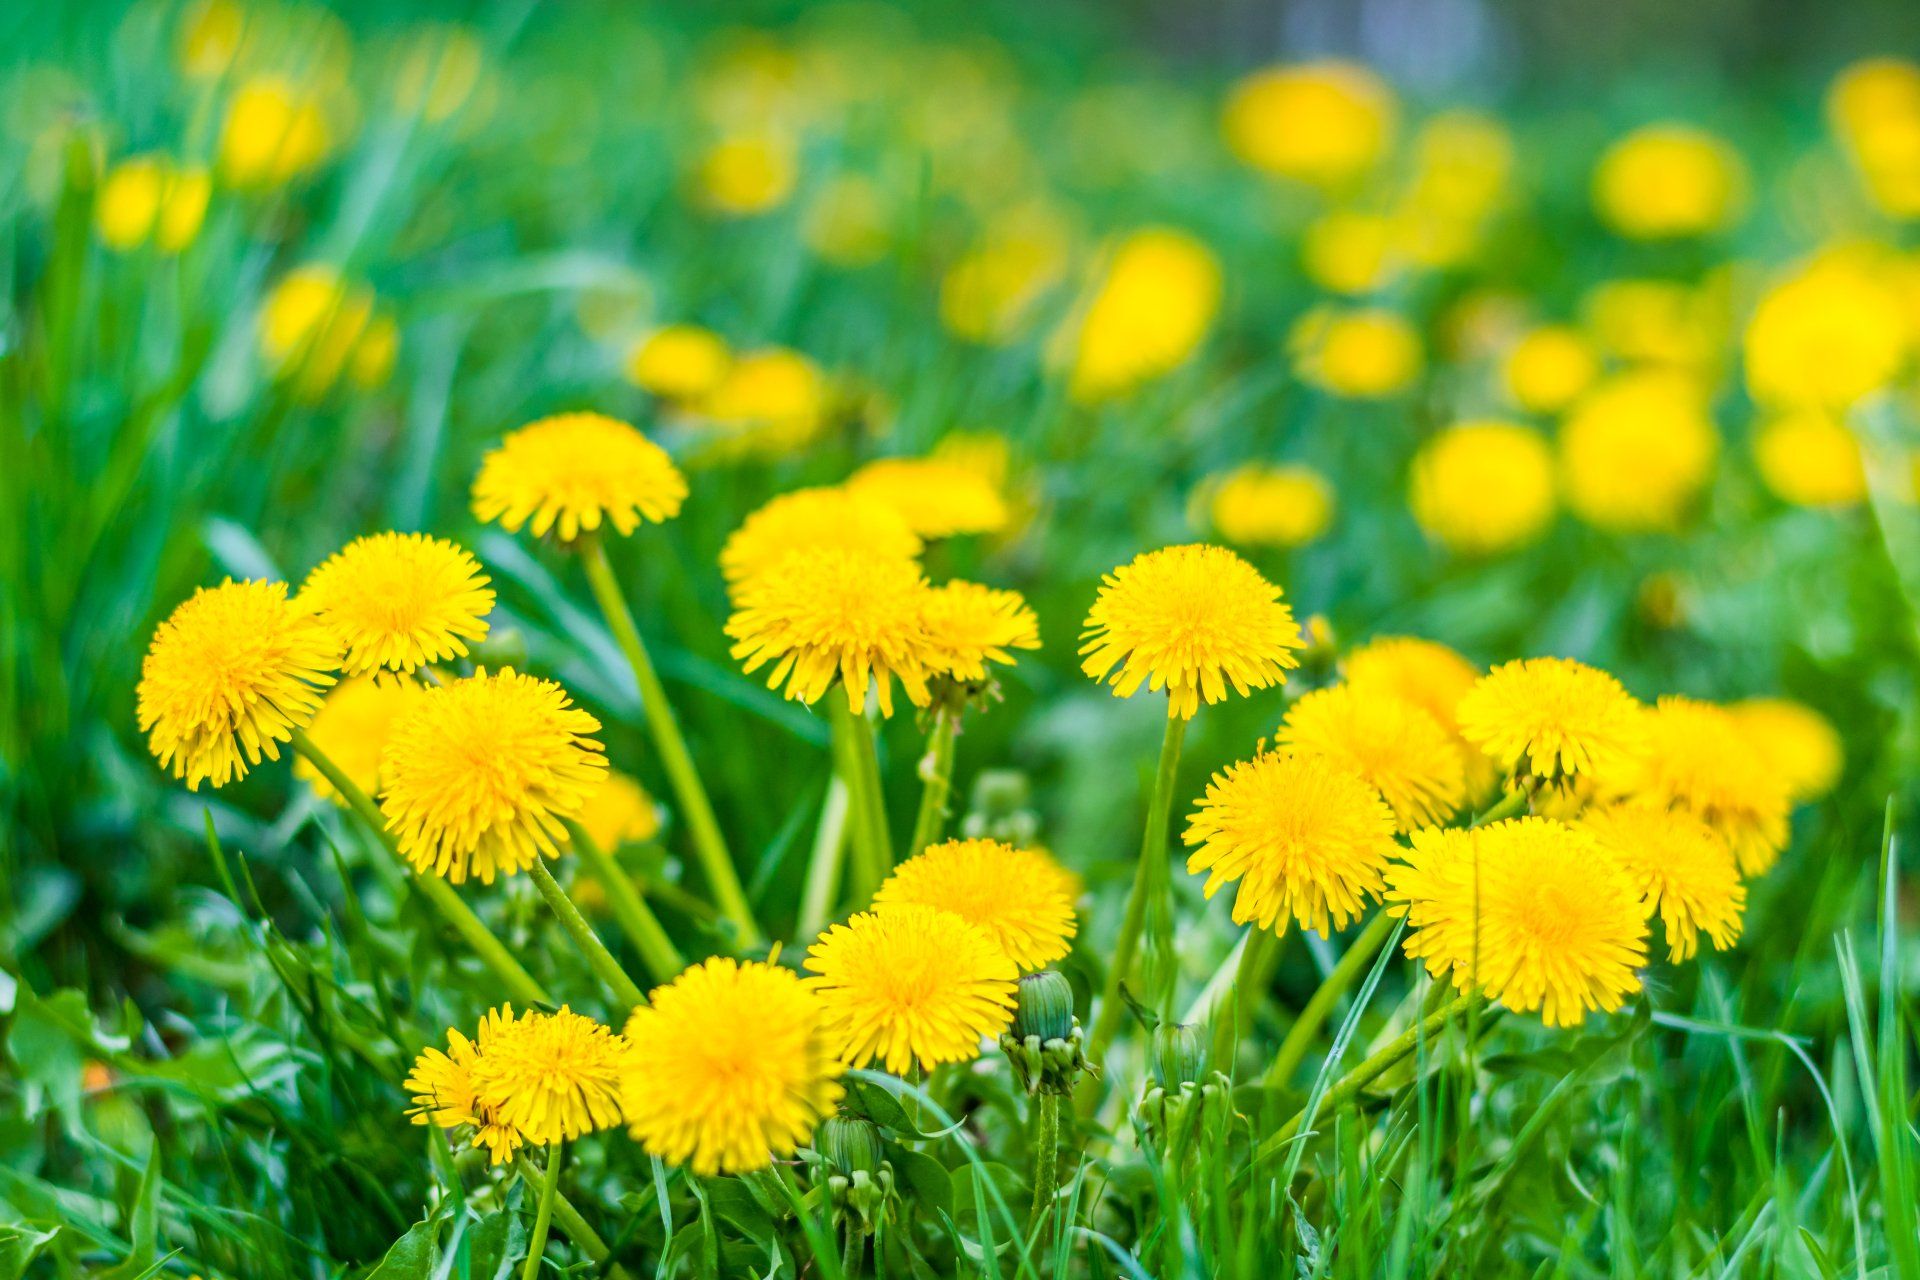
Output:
[
  {"xmin": 621, "ymin": 958, "xmax": 843, "ymax": 1175},
  {"xmin": 1222, "ymin": 60, "xmax": 1396, "ymax": 189},
  {"xmin": 1626, "ymin": 697, "xmax": 1791, "ymax": 875},
  {"xmin": 1080, "ymin": 544, "xmax": 1302, "ymax": 720},
  {"xmin": 469, "ymin": 1006, "xmax": 628, "ymax": 1146},
  {"xmin": 1753, "ymin": 412, "xmax": 1867, "ymax": 509},
  {"xmin": 921, "ymin": 581, "xmax": 1041, "ymax": 684},
  {"xmin": 1503, "ymin": 326, "xmax": 1597, "ymax": 415},
  {"xmin": 573, "ymin": 769, "xmax": 662, "ymax": 851},
  {"xmin": 1205, "ymin": 464, "xmax": 1336, "ymax": 549},
  {"xmin": 1457, "ymin": 657, "xmax": 1645, "ymax": 789},
  {"xmin": 1065, "ymin": 228, "xmax": 1222, "ymax": 403},
  {"xmin": 405, "ymin": 1007, "xmax": 524, "ymax": 1165},
  {"xmin": 719, "ymin": 487, "xmax": 923, "ymax": 589},
  {"xmin": 1280, "ymin": 683, "xmax": 1466, "ymax": 830},
  {"xmin": 805, "ymin": 905, "xmax": 1018, "ymax": 1073},
  {"xmin": 1290, "ymin": 307, "xmax": 1423, "ymax": 400},
  {"xmin": 625, "ymin": 324, "xmax": 732, "ymax": 402},
  {"xmin": 379, "ymin": 669, "xmax": 607, "ymax": 883},
  {"xmin": 1409, "ymin": 421, "xmax": 1557, "ymax": 555},
  {"xmin": 137, "ymin": 580, "xmax": 339, "ymax": 791},
  {"xmin": 292, "ymin": 675, "xmax": 424, "ymax": 803},
  {"xmin": 1559, "ymin": 371, "xmax": 1719, "ymax": 533},
  {"xmin": 299, "ymin": 532, "xmax": 493, "ymax": 677},
  {"xmin": 1729, "ymin": 698, "xmax": 1843, "ymax": 803},
  {"xmin": 1184, "ymin": 750, "xmax": 1398, "ymax": 936},
  {"xmin": 691, "ymin": 347, "xmax": 829, "ymax": 460},
  {"xmin": 874, "ymin": 839, "xmax": 1078, "ymax": 970},
  {"xmin": 1744, "ymin": 251, "xmax": 1911, "ymax": 411},
  {"xmin": 1592, "ymin": 124, "xmax": 1746, "ymax": 240},
  {"xmin": 1343, "ymin": 635, "xmax": 1496, "ymax": 799},
  {"xmin": 725, "ymin": 548, "xmax": 934, "ymax": 716},
  {"xmin": 1387, "ymin": 818, "xmax": 1649, "ymax": 1027},
  {"xmin": 472, "ymin": 412, "xmax": 688, "ymax": 541},
  {"xmin": 847, "ymin": 458, "xmax": 1011, "ymax": 539},
  {"xmin": 1580, "ymin": 802, "xmax": 1745, "ymax": 961}
]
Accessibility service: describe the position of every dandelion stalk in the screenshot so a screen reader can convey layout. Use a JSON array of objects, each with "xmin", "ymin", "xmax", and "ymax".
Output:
[
  {"xmin": 563, "ymin": 822, "xmax": 684, "ymax": 984},
  {"xmin": 521, "ymin": 1140, "xmax": 563, "ymax": 1280},
  {"xmin": 289, "ymin": 729, "xmax": 550, "ymax": 1008},
  {"xmin": 512, "ymin": 1160, "xmax": 634, "ymax": 1280},
  {"xmin": 797, "ymin": 775, "xmax": 852, "ymax": 941},
  {"xmin": 1262, "ymin": 912, "xmax": 1394, "ymax": 1088},
  {"xmin": 578, "ymin": 533, "xmax": 762, "ymax": 946},
  {"xmin": 1027, "ymin": 1091, "xmax": 1062, "ymax": 1238},
  {"xmin": 1210, "ymin": 925, "xmax": 1282, "ymax": 1074},
  {"xmin": 526, "ymin": 855, "xmax": 648, "ymax": 1011},
  {"xmin": 907, "ymin": 699, "xmax": 961, "ymax": 858},
  {"xmin": 831, "ymin": 695, "xmax": 893, "ymax": 902}
]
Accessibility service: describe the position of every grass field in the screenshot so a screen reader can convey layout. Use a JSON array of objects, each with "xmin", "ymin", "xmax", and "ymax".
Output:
[{"xmin": 5, "ymin": 2, "xmax": 1920, "ymax": 1277}]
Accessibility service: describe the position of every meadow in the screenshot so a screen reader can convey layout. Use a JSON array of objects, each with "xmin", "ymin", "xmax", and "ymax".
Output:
[{"xmin": 4, "ymin": 1, "xmax": 1920, "ymax": 1276}]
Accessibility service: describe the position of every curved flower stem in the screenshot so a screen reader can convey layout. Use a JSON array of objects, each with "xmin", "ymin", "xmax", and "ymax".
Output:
[
  {"xmin": 1472, "ymin": 787, "xmax": 1528, "ymax": 827},
  {"xmin": 1085, "ymin": 713, "xmax": 1189, "ymax": 1073},
  {"xmin": 527, "ymin": 855, "xmax": 647, "ymax": 1012},
  {"xmin": 831, "ymin": 695, "xmax": 892, "ymax": 903},
  {"xmin": 1262, "ymin": 912, "xmax": 1395, "ymax": 1089},
  {"xmin": 512, "ymin": 1160, "xmax": 634, "ymax": 1280},
  {"xmin": 906, "ymin": 701, "xmax": 961, "ymax": 859},
  {"xmin": 578, "ymin": 534, "xmax": 761, "ymax": 947},
  {"xmin": 564, "ymin": 823, "xmax": 684, "ymax": 985},
  {"xmin": 289, "ymin": 729, "xmax": 550, "ymax": 1008},
  {"xmin": 521, "ymin": 1140, "xmax": 562, "ymax": 1280},
  {"xmin": 1027, "ymin": 1091, "xmax": 1062, "ymax": 1239}
]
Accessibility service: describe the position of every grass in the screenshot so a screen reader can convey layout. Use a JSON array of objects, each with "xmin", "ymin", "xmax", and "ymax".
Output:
[{"xmin": 3, "ymin": 1, "xmax": 1920, "ymax": 1277}]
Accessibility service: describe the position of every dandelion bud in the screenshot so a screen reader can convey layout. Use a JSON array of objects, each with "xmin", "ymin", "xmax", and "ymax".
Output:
[
  {"xmin": 1151, "ymin": 1022, "xmax": 1207, "ymax": 1091},
  {"xmin": 1011, "ymin": 970, "xmax": 1075, "ymax": 1043},
  {"xmin": 815, "ymin": 1112, "xmax": 885, "ymax": 1178},
  {"xmin": 999, "ymin": 969, "xmax": 1091, "ymax": 1096}
]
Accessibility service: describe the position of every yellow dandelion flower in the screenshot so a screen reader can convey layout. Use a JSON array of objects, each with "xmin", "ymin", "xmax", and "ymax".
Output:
[
  {"xmin": 874, "ymin": 839, "xmax": 1078, "ymax": 970},
  {"xmin": 1065, "ymin": 228, "xmax": 1223, "ymax": 403},
  {"xmin": 691, "ymin": 347, "xmax": 831, "ymax": 460},
  {"xmin": 219, "ymin": 75, "xmax": 331, "ymax": 188},
  {"xmin": 1301, "ymin": 210, "xmax": 1400, "ymax": 295},
  {"xmin": 1409, "ymin": 421, "xmax": 1557, "ymax": 555},
  {"xmin": 693, "ymin": 133, "xmax": 798, "ymax": 217},
  {"xmin": 1280, "ymin": 683, "xmax": 1466, "ymax": 831},
  {"xmin": 1580, "ymin": 802, "xmax": 1745, "ymax": 962},
  {"xmin": 1386, "ymin": 818, "xmax": 1649, "ymax": 1027},
  {"xmin": 1628, "ymin": 697, "xmax": 1792, "ymax": 875},
  {"xmin": 257, "ymin": 265, "xmax": 385, "ymax": 400},
  {"xmin": 1080, "ymin": 544, "xmax": 1302, "ymax": 720},
  {"xmin": 1221, "ymin": 60, "xmax": 1396, "ymax": 189},
  {"xmin": 846, "ymin": 457, "xmax": 1011, "ymax": 539},
  {"xmin": 1503, "ymin": 325, "xmax": 1598, "ymax": 416},
  {"xmin": 621, "ymin": 958, "xmax": 844, "ymax": 1175},
  {"xmin": 472, "ymin": 412, "xmax": 687, "ymax": 541},
  {"xmin": 1457, "ymin": 657, "xmax": 1646, "ymax": 789},
  {"xmin": 379, "ymin": 669, "xmax": 607, "ymax": 884},
  {"xmin": 299, "ymin": 532, "xmax": 493, "ymax": 677},
  {"xmin": 920, "ymin": 582, "xmax": 1041, "ymax": 684},
  {"xmin": 137, "ymin": 580, "xmax": 339, "ymax": 791},
  {"xmin": 1744, "ymin": 253, "xmax": 1911, "ymax": 412},
  {"xmin": 1729, "ymin": 697, "xmax": 1843, "ymax": 803},
  {"xmin": 573, "ymin": 769, "xmax": 662, "ymax": 851},
  {"xmin": 719, "ymin": 487, "xmax": 923, "ymax": 589},
  {"xmin": 404, "ymin": 1007, "xmax": 523, "ymax": 1164},
  {"xmin": 470, "ymin": 1006, "xmax": 627, "ymax": 1146},
  {"xmin": 96, "ymin": 154, "xmax": 209, "ymax": 253},
  {"xmin": 625, "ymin": 324, "xmax": 732, "ymax": 402},
  {"xmin": 1183, "ymin": 750, "xmax": 1398, "ymax": 936},
  {"xmin": 1343, "ymin": 635, "xmax": 1496, "ymax": 800},
  {"xmin": 805, "ymin": 904, "xmax": 1018, "ymax": 1072},
  {"xmin": 1592, "ymin": 124, "xmax": 1746, "ymax": 240},
  {"xmin": 1290, "ymin": 307, "xmax": 1424, "ymax": 400},
  {"xmin": 1753, "ymin": 412, "xmax": 1868, "ymax": 509},
  {"xmin": 1204, "ymin": 463, "xmax": 1335, "ymax": 549},
  {"xmin": 725, "ymin": 548, "xmax": 934, "ymax": 717},
  {"xmin": 1559, "ymin": 370, "xmax": 1719, "ymax": 532},
  {"xmin": 292, "ymin": 675, "xmax": 424, "ymax": 804}
]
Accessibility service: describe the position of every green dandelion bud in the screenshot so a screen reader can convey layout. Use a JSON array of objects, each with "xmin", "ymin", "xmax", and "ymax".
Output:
[
  {"xmin": 816, "ymin": 1111, "xmax": 885, "ymax": 1178},
  {"xmin": 1151, "ymin": 1021, "xmax": 1207, "ymax": 1090},
  {"xmin": 1012, "ymin": 969, "xmax": 1075, "ymax": 1043},
  {"xmin": 999, "ymin": 969, "xmax": 1092, "ymax": 1096}
]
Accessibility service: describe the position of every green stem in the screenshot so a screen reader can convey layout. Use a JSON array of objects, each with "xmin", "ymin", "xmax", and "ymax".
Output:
[
  {"xmin": 906, "ymin": 701, "xmax": 961, "ymax": 859},
  {"xmin": 290, "ymin": 729, "xmax": 550, "ymax": 1008},
  {"xmin": 526, "ymin": 856, "xmax": 647, "ymax": 1012},
  {"xmin": 1262, "ymin": 912, "xmax": 1396, "ymax": 1089},
  {"xmin": 578, "ymin": 535, "xmax": 761, "ymax": 946},
  {"xmin": 797, "ymin": 775, "xmax": 852, "ymax": 941},
  {"xmin": 1472, "ymin": 787, "xmax": 1527, "ymax": 827},
  {"xmin": 840, "ymin": 1225, "xmax": 864, "ymax": 1279},
  {"xmin": 566, "ymin": 823, "xmax": 684, "ymax": 985},
  {"xmin": 514, "ymin": 1160, "xmax": 634, "ymax": 1280},
  {"xmin": 1210, "ymin": 926, "xmax": 1282, "ymax": 1077},
  {"xmin": 1085, "ymin": 713, "xmax": 1189, "ymax": 1067},
  {"xmin": 831, "ymin": 695, "xmax": 893, "ymax": 902},
  {"xmin": 1027, "ymin": 1091, "xmax": 1062, "ymax": 1238},
  {"xmin": 521, "ymin": 1141, "xmax": 562, "ymax": 1280}
]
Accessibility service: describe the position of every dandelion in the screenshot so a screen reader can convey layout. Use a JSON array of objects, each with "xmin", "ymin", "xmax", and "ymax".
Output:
[
  {"xmin": 1580, "ymin": 802, "xmax": 1745, "ymax": 961},
  {"xmin": 1503, "ymin": 325, "xmax": 1597, "ymax": 415},
  {"xmin": 1457, "ymin": 657, "xmax": 1645, "ymax": 790},
  {"xmin": 1409, "ymin": 421, "xmax": 1556, "ymax": 555},
  {"xmin": 1301, "ymin": 210, "xmax": 1399, "ymax": 295},
  {"xmin": 1080, "ymin": 544, "xmax": 1302, "ymax": 720},
  {"xmin": 1730, "ymin": 697, "xmax": 1844, "ymax": 803},
  {"xmin": 95, "ymin": 154, "xmax": 210, "ymax": 253},
  {"xmin": 1066, "ymin": 228, "xmax": 1223, "ymax": 403},
  {"xmin": 1204, "ymin": 463, "xmax": 1335, "ymax": 549},
  {"xmin": 691, "ymin": 347, "xmax": 831, "ymax": 460},
  {"xmin": 1343, "ymin": 634, "xmax": 1496, "ymax": 799},
  {"xmin": 1559, "ymin": 371, "xmax": 1719, "ymax": 532},
  {"xmin": 726, "ymin": 547, "xmax": 934, "ymax": 716},
  {"xmin": 1221, "ymin": 60, "xmax": 1396, "ymax": 189},
  {"xmin": 471, "ymin": 412, "xmax": 688, "ymax": 541},
  {"xmin": 940, "ymin": 201, "xmax": 1073, "ymax": 344},
  {"xmin": 470, "ymin": 1006, "xmax": 628, "ymax": 1146},
  {"xmin": 1753, "ymin": 412, "xmax": 1867, "ymax": 509},
  {"xmin": 1744, "ymin": 252, "xmax": 1911, "ymax": 411},
  {"xmin": 405, "ymin": 1007, "xmax": 524, "ymax": 1165},
  {"xmin": 847, "ymin": 457, "xmax": 1011, "ymax": 538},
  {"xmin": 874, "ymin": 839, "xmax": 1078, "ymax": 970},
  {"xmin": 693, "ymin": 133, "xmax": 798, "ymax": 217},
  {"xmin": 719, "ymin": 487, "xmax": 923, "ymax": 589},
  {"xmin": 1628, "ymin": 696, "xmax": 1792, "ymax": 874},
  {"xmin": 1387, "ymin": 818, "xmax": 1649, "ymax": 1027},
  {"xmin": 219, "ymin": 75, "xmax": 331, "ymax": 187},
  {"xmin": 299, "ymin": 533, "xmax": 494, "ymax": 677},
  {"xmin": 1280, "ymin": 683, "xmax": 1466, "ymax": 830},
  {"xmin": 1592, "ymin": 124, "xmax": 1746, "ymax": 239},
  {"xmin": 258, "ymin": 266, "xmax": 388, "ymax": 399},
  {"xmin": 1184, "ymin": 750, "xmax": 1398, "ymax": 936},
  {"xmin": 379, "ymin": 668, "xmax": 607, "ymax": 884},
  {"xmin": 292, "ymin": 675, "xmax": 424, "ymax": 803},
  {"xmin": 1291, "ymin": 307, "xmax": 1423, "ymax": 400},
  {"xmin": 920, "ymin": 581, "xmax": 1041, "ymax": 684},
  {"xmin": 573, "ymin": 769, "xmax": 662, "ymax": 851},
  {"xmin": 621, "ymin": 958, "xmax": 844, "ymax": 1175},
  {"xmin": 805, "ymin": 904, "xmax": 1018, "ymax": 1072},
  {"xmin": 625, "ymin": 324, "xmax": 732, "ymax": 402},
  {"xmin": 137, "ymin": 580, "xmax": 339, "ymax": 791}
]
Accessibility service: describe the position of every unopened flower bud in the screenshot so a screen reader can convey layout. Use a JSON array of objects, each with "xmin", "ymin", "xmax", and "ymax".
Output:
[
  {"xmin": 1012, "ymin": 970, "xmax": 1075, "ymax": 1043},
  {"xmin": 1151, "ymin": 1022, "xmax": 1206, "ymax": 1091},
  {"xmin": 815, "ymin": 1111, "xmax": 884, "ymax": 1178}
]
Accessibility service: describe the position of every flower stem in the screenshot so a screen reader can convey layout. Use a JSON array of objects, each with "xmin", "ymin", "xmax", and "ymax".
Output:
[
  {"xmin": 513, "ymin": 1158, "xmax": 634, "ymax": 1280},
  {"xmin": 1472, "ymin": 787, "xmax": 1528, "ymax": 826},
  {"xmin": 1262, "ymin": 911, "xmax": 1395, "ymax": 1089},
  {"xmin": 831, "ymin": 695, "xmax": 892, "ymax": 903},
  {"xmin": 289, "ymin": 729, "xmax": 550, "ymax": 1008},
  {"xmin": 521, "ymin": 1140, "xmax": 562, "ymax": 1280},
  {"xmin": 840, "ymin": 1225, "xmax": 864, "ymax": 1279},
  {"xmin": 1210, "ymin": 925, "xmax": 1282, "ymax": 1076},
  {"xmin": 1027, "ymin": 1091, "xmax": 1062, "ymax": 1239},
  {"xmin": 906, "ymin": 701, "xmax": 960, "ymax": 859},
  {"xmin": 1085, "ymin": 713, "xmax": 1189, "ymax": 1068},
  {"xmin": 578, "ymin": 535, "xmax": 761, "ymax": 946},
  {"xmin": 797, "ymin": 775, "xmax": 852, "ymax": 941},
  {"xmin": 565, "ymin": 822, "xmax": 684, "ymax": 985},
  {"xmin": 526, "ymin": 855, "xmax": 647, "ymax": 1012}
]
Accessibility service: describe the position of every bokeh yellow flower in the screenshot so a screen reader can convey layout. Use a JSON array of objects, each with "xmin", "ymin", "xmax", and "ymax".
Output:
[
  {"xmin": 292, "ymin": 675, "xmax": 423, "ymax": 804},
  {"xmin": 379, "ymin": 668, "xmax": 607, "ymax": 883},
  {"xmin": 1301, "ymin": 210, "xmax": 1399, "ymax": 295},
  {"xmin": 1744, "ymin": 252, "xmax": 1911, "ymax": 411},
  {"xmin": 1580, "ymin": 802, "xmax": 1745, "ymax": 961},
  {"xmin": 1184, "ymin": 749, "xmax": 1397, "ymax": 936},
  {"xmin": 1409, "ymin": 421, "xmax": 1556, "ymax": 555},
  {"xmin": 1592, "ymin": 124, "xmax": 1746, "ymax": 239},
  {"xmin": 219, "ymin": 75, "xmax": 332, "ymax": 187},
  {"xmin": 470, "ymin": 1006, "xmax": 627, "ymax": 1146},
  {"xmin": 1065, "ymin": 228, "xmax": 1222, "ymax": 403},
  {"xmin": 1280, "ymin": 682, "xmax": 1466, "ymax": 831},
  {"xmin": 940, "ymin": 201, "xmax": 1073, "ymax": 344},
  {"xmin": 257, "ymin": 266, "xmax": 394, "ymax": 400},
  {"xmin": 625, "ymin": 324, "xmax": 732, "ymax": 402},
  {"xmin": 875, "ymin": 838, "xmax": 1077, "ymax": 970},
  {"xmin": 1503, "ymin": 325, "xmax": 1598, "ymax": 416},
  {"xmin": 719, "ymin": 486, "xmax": 922, "ymax": 589},
  {"xmin": 693, "ymin": 133, "xmax": 797, "ymax": 216},
  {"xmin": 691, "ymin": 347, "xmax": 830, "ymax": 459},
  {"xmin": 1291, "ymin": 307, "xmax": 1423, "ymax": 400},
  {"xmin": 1559, "ymin": 370, "xmax": 1719, "ymax": 532},
  {"xmin": 573, "ymin": 769, "xmax": 663, "ymax": 851},
  {"xmin": 1729, "ymin": 697, "xmax": 1843, "ymax": 804},
  {"xmin": 1753, "ymin": 412, "xmax": 1867, "ymax": 508},
  {"xmin": 1080, "ymin": 544, "xmax": 1302, "ymax": 720},
  {"xmin": 176, "ymin": 0, "xmax": 247, "ymax": 80},
  {"xmin": 472, "ymin": 412, "xmax": 687, "ymax": 540},
  {"xmin": 95, "ymin": 155, "xmax": 210, "ymax": 253},
  {"xmin": 805, "ymin": 904, "xmax": 1018, "ymax": 1072},
  {"xmin": 299, "ymin": 532, "xmax": 493, "ymax": 677},
  {"xmin": 1827, "ymin": 58, "xmax": 1920, "ymax": 218},
  {"xmin": 1222, "ymin": 60, "xmax": 1395, "ymax": 189},
  {"xmin": 1204, "ymin": 463, "xmax": 1335, "ymax": 549},
  {"xmin": 1626, "ymin": 696, "xmax": 1792, "ymax": 875},
  {"xmin": 847, "ymin": 457, "xmax": 1010, "ymax": 538},
  {"xmin": 920, "ymin": 581, "xmax": 1041, "ymax": 684},
  {"xmin": 621, "ymin": 958, "xmax": 843, "ymax": 1175},
  {"xmin": 1457, "ymin": 657, "xmax": 1645, "ymax": 790},
  {"xmin": 137, "ymin": 580, "xmax": 340, "ymax": 791}
]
